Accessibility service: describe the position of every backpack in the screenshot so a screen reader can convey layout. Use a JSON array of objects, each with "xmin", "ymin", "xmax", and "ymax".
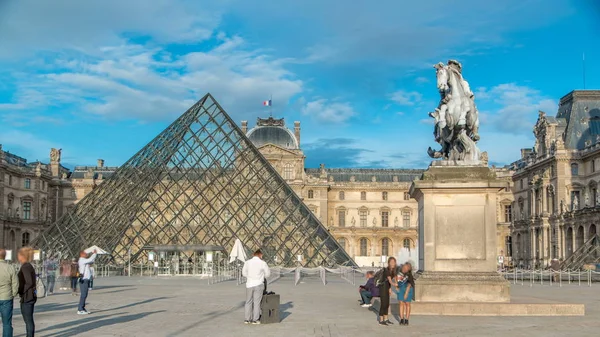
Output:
[{"xmin": 373, "ymin": 268, "xmax": 385, "ymax": 287}]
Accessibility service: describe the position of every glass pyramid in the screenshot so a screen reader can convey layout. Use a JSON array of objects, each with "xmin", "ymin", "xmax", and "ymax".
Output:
[{"xmin": 32, "ymin": 94, "xmax": 355, "ymax": 267}]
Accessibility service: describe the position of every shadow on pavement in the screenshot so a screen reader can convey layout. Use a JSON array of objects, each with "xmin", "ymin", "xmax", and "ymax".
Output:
[
  {"xmin": 165, "ymin": 301, "xmax": 245, "ymax": 337},
  {"xmin": 280, "ymin": 301, "xmax": 293, "ymax": 321},
  {"xmin": 41, "ymin": 311, "xmax": 165, "ymax": 337},
  {"xmin": 93, "ymin": 296, "xmax": 171, "ymax": 314}
]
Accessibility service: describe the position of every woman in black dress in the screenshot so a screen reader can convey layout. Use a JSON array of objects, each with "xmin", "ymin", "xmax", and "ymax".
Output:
[
  {"xmin": 377, "ymin": 257, "xmax": 397, "ymax": 326},
  {"xmin": 17, "ymin": 247, "xmax": 36, "ymax": 337}
]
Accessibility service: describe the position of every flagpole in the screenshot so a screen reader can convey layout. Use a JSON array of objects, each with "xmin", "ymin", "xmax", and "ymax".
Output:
[{"xmin": 270, "ymin": 94, "xmax": 273, "ymax": 117}]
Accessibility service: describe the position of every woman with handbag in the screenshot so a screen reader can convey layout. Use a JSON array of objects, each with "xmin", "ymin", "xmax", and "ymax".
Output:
[{"xmin": 377, "ymin": 257, "xmax": 397, "ymax": 326}]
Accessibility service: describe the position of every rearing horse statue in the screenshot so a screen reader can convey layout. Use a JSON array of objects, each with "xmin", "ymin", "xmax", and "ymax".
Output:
[{"xmin": 427, "ymin": 60, "xmax": 481, "ymax": 162}]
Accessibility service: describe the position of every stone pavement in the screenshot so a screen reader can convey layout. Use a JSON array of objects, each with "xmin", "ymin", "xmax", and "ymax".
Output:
[{"xmin": 10, "ymin": 276, "xmax": 600, "ymax": 337}]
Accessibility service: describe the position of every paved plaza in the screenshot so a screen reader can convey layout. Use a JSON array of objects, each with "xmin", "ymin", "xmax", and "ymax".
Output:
[{"xmin": 7, "ymin": 275, "xmax": 598, "ymax": 336}]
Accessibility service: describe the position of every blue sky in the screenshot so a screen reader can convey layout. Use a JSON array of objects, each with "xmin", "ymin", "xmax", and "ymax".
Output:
[{"xmin": 1, "ymin": 0, "xmax": 599, "ymax": 169}]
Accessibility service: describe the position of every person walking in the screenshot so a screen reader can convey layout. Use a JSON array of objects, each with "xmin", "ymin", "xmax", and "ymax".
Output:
[
  {"xmin": 77, "ymin": 250, "xmax": 97, "ymax": 315},
  {"xmin": 377, "ymin": 257, "xmax": 397, "ymax": 326},
  {"xmin": 0, "ymin": 249, "xmax": 18, "ymax": 337},
  {"xmin": 43, "ymin": 256, "xmax": 57, "ymax": 295},
  {"xmin": 69, "ymin": 259, "xmax": 79, "ymax": 296},
  {"xmin": 242, "ymin": 250, "xmax": 270, "ymax": 325},
  {"xmin": 17, "ymin": 247, "xmax": 36, "ymax": 337}
]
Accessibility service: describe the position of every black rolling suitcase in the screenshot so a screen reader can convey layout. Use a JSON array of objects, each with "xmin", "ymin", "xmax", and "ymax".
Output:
[{"xmin": 260, "ymin": 294, "xmax": 280, "ymax": 324}]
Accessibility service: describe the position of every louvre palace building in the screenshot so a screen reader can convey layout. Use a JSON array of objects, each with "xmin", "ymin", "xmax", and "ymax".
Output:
[
  {"xmin": 510, "ymin": 90, "xmax": 600, "ymax": 270},
  {"xmin": 4, "ymin": 90, "xmax": 600, "ymax": 268}
]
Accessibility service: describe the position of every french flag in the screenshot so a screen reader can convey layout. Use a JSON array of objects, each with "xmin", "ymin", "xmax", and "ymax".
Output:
[{"xmin": 263, "ymin": 99, "xmax": 272, "ymax": 107}]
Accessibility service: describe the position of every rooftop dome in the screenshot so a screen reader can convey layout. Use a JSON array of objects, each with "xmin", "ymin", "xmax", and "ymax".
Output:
[{"xmin": 246, "ymin": 117, "xmax": 299, "ymax": 150}]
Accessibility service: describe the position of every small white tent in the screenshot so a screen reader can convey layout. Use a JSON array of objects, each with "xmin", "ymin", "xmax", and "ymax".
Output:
[
  {"xmin": 229, "ymin": 238, "xmax": 247, "ymax": 263},
  {"xmin": 84, "ymin": 245, "xmax": 109, "ymax": 255}
]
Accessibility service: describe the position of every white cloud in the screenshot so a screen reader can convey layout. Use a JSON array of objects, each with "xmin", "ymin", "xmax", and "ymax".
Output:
[
  {"xmin": 301, "ymin": 99, "xmax": 356, "ymax": 123},
  {"xmin": 415, "ymin": 77, "xmax": 429, "ymax": 84},
  {"xmin": 390, "ymin": 90, "xmax": 422, "ymax": 106},
  {"xmin": 229, "ymin": 1, "xmax": 572, "ymax": 67},
  {"xmin": 0, "ymin": 0, "xmax": 226, "ymax": 59},
  {"xmin": 476, "ymin": 83, "xmax": 557, "ymax": 134},
  {"xmin": 2, "ymin": 34, "xmax": 303, "ymax": 123}
]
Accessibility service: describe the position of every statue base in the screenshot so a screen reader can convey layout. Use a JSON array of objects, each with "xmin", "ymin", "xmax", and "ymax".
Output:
[
  {"xmin": 409, "ymin": 164, "xmax": 510, "ymax": 303},
  {"xmin": 416, "ymin": 271, "xmax": 509, "ymax": 302}
]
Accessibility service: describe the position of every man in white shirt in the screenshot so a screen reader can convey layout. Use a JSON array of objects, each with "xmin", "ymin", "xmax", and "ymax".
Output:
[
  {"xmin": 77, "ymin": 250, "xmax": 97, "ymax": 315},
  {"xmin": 242, "ymin": 250, "xmax": 270, "ymax": 324}
]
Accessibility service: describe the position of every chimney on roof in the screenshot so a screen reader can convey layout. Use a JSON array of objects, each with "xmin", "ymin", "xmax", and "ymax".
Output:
[
  {"xmin": 241, "ymin": 121, "xmax": 248, "ymax": 134},
  {"xmin": 294, "ymin": 121, "xmax": 301, "ymax": 147},
  {"xmin": 97, "ymin": 159, "xmax": 105, "ymax": 168}
]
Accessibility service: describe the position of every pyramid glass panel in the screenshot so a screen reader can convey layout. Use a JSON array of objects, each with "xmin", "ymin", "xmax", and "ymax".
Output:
[{"xmin": 32, "ymin": 94, "xmax": 356, "ymax": 267}]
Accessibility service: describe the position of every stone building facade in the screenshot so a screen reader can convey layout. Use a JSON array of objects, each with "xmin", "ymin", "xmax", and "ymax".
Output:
[
  {"xmin": 245, "ymin": 116, "xmax": 423, "ymax": 266},
  {"xmin": 510, "ymin": 90, "xmax": 600, "ymax": 268},
  {"xmin": 2, "ymin": 114, "xmax": 522, "ymax": 267},
  {"xmin": 0, "ymin": 145, "xmax": 114, "ymax": 256}
]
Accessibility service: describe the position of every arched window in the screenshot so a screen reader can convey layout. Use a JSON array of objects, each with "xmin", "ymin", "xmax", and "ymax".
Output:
[
  {"xmin": 382, "ymin": 191, "xmax": 388, "ymax": 200},
  {"xmin": 339, "ymin": 191, "xmax": 345, "ymax": 200},
  {"xmin": 359, "ymin": 238, "xmax": 368, "ymax": 256},
  {"xmin": 308, "ymin": 190, "xmax": 314, "ymax": 199},
  {"xmin": 571, "ymin": 163, "xmax": 579, "ymax": 176},
  {"xmin": 403, "ymin": 238, "xmax": 412, "ymax": 250},
  {"xmin": 381, "ymin": 238, "xmax": 390, "ymax": 256},
  {"xmin": 22, "ymin": 232, "xmax": 30, "ymax": 247},
  {"xmin": 566, "ymin": 227, "xmax": 574, "ymax": 257},
  {"xmin": 361, "ymin": 191, "xmax": 366, "ymax": 200},
  {"xmin": 576, "ymin": 225, "xmax": 585, "ymax": 249},
  {"xmin": 283, "ymin": 163, "xmax": 294, "ymax": 180},
  {"xmin": 338, "ymin": 237, "xmax": 346, "ymax": 250}
]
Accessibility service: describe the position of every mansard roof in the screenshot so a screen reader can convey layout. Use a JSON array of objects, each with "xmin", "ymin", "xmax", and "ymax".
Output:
[{"xmin": 305, "ymin": 168, "xmax": 423, "ymax": 182}]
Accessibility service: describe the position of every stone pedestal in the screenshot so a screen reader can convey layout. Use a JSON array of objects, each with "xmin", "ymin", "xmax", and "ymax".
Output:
[{"xmin": 409, "ymin": 164, "xmax": 510, "ymax": 303}]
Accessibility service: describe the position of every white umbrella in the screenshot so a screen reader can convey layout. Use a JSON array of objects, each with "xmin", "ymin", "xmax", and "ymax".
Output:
[
  {"xmin": 84, "ymin": 245, "xmax": 108, "ymax": 255},
  {"xmin": 229, "ymin": 238, "xmax": 247, "ymax": 263}
]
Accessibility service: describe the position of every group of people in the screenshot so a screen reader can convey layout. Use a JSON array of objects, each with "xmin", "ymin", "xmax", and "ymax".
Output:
[
  {"xmin": 358, "ymin": 257, "xmax": 414, "ymax": 326},
  {"xmin": 0, "ymin": 247, "xmax": 98, "ymax": 337}
]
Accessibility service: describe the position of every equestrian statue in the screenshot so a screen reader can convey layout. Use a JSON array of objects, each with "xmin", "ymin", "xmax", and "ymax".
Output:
[{"xmin": 427, "ymin": 60, "xmax": 482, "ymax": 162}]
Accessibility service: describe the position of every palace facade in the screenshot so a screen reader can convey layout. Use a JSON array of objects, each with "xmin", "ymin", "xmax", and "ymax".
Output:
[
  {"xmin": 2, "ymin": 112, "xmax": 524, "ymax": 267},
  {"xmin": 0, "ymin": 146, "xmax": 112, "ymax": 254},
  {"xmin": 510, "ymin": 90, "xmax": 600, "ymax": 268}
]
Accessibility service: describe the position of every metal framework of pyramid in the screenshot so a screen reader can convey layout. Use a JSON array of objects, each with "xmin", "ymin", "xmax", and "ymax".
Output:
[{"xmin": 32, "ymin": 94, "xmax": 355, "ymax": 267}]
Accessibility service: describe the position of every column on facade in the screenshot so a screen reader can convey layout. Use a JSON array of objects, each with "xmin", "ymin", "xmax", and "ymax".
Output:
[
  {"xmin": 559, "ymin": 225, "xmax": 565, "ymax": 259},
  {"xmin": 371, "ymin": 234, "xmax": 377, "ymax": 257},
  {"xmin": 530, "ymin": 189, "xmax": 536, "ymax": 217},
  {"xmin": 541, "ymin": 185, "xmax": 547, "ymax": 215},
  {"xmin": 542, "ymin": 225, "xmax": 549, "ymax": 265},
  {"xmin": 530, "ymin": 228, "xmax": 536, "ymax": 267}
]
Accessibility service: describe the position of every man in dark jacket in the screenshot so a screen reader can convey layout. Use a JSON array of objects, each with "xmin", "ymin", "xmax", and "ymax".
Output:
[{"xmin": 358, "ymin": 271, "xmax": 379, "ymax": 307}]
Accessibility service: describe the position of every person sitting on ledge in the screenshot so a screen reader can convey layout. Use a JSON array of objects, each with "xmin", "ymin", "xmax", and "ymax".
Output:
[{"xmin": 358, "ymin": 271, "xmax": 379, "ymax": 307}]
